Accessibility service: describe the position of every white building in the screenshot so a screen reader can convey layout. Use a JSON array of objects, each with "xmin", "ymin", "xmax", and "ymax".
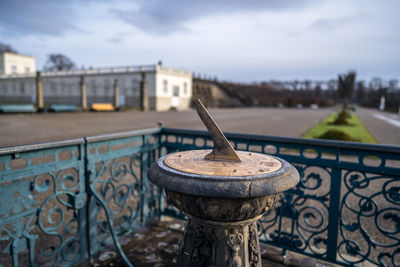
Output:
[
  {"xmin": 0, "ymin": 63, "xmax": 192, "ymax": 111},
  {"xmin": 0, "ymin": 52, "xmax": 36, "ymax": 75}
]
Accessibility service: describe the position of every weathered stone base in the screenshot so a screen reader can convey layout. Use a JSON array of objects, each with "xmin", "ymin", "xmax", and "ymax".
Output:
[{"xmin": 178, "ymin": 215, "xmax": 263, "ymax": 267}]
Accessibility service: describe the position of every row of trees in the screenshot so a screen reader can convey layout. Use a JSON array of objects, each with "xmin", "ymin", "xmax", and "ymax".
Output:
[
  {"xmin": 333, "ymin": 71, "xmax": 400, "ymax": 112},
  {"xmin": 355, "ymin": 79, "xmax": 400, "ymax": 112},
  {"xmin": 218, "ymin": 72, "xmax": 399, "ymax": 111}
]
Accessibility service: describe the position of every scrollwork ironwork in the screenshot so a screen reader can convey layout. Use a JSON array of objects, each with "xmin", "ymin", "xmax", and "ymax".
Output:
[
  {"xmin": 161, "ymin": 130, "xmax": 400, "ymax": 266},
  {"xmin": 0, "ymin": 144, "xmax": 86, "ymax": 267},
  {"xmin": 339, "ymin": 171, "xmax": 400, "ymax": 266}
]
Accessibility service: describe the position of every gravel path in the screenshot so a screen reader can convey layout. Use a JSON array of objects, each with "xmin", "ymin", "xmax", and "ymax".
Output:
[
  {"xmin": 355, "ymin": 107, "xmax": 400, "ymax": 145},
  {"xmin": 0, "ymin": 107, "xmax": 335, "ymax": 147}
]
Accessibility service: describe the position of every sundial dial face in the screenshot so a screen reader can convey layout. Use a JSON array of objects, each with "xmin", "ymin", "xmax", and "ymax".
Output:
[
  {"xmin": 163, "ymin": 99, "xmax": 282, "ymax": 177},
  {"xmin": 164, "ymin": 149, "xmax": 282, "ymax": 177}
]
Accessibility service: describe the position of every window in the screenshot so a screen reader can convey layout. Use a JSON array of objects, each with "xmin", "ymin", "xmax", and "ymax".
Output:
[
  {"xmin": 91, "ymin": 80, "xmax": 96, "ymax": 89},
  {"xmin": 104, "ymin": 79, "xmax": 110, "ymax": 95},
  {"xmin": 91, "ymin": 80, "xmax": 97, "ymax": 95},
  {"xmin": 183, "ymin": 82, "xmax": 188, "ymax": 94},
  {"xmin": 51, "ymin": 83, "xmax": 56, "ymax": 94},
  {"xmin": 25, "ymin": 67, "xmax": 30, "ymax": 73},
  {"xmin": 173, "ymin": 86, "xmax": 179, "ymax": 97},
  {"xmin": 132, "ymin": 79, "xmax": 139, "ymax": 89},
  {"xmin": 20, "ymin": 82, "xmax": 25, "ymax": 94},
  {"xmin": 11, "ymin": 65, "xmax": 17, "ymax": 74},
  {"xmin": 130, "ymin": 79, "xmax": 139, "ymax": 95},
  {"xmin": 163, "ymin": 80, "xmax": 168, "ymax": 93}
]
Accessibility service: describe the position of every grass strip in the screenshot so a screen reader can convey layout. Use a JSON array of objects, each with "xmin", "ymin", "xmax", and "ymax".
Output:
[{"xmin": 302, "ymin": 112, "xmax": 377, "ymax": 144}]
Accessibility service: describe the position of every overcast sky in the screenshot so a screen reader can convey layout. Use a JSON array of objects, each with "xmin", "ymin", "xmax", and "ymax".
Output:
[{"xmin": 0, "ymin": 0, "xmax": 399, "ymax": 82}]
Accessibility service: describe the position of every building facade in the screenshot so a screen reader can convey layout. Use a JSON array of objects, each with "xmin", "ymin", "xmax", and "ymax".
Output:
[
  {"xmin": 0, "ymin": 64, "xmax": 192, "ymax": 111},
  {"xmin": 0, "ymin": 52, "xmax": 36, "ymax": 75}
]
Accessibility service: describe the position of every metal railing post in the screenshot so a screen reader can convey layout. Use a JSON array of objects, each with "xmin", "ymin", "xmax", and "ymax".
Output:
[
  {"xmin": 140, "ymin": 135, "xmax": 149, "ymax": 223},
  {"xmin": 324, "ymin": 163, "xmax": 342, "ymax": 260}
]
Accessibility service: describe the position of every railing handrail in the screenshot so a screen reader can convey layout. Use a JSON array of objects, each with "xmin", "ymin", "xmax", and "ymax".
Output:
[
  {"xmin": 0, "ymin": 138, "xmax": 85, "ymax": 155},
  {"xmin": 161, "ymin": 127, "xmax": 400, "ymax": 154},
  {"xmin": 2, "ymin": 126, "xmax": 398, "ymax": 156},
  {"xmin": 85, "ymin": 127, "xmax": 161, "ymax": 143},
  {"xmin": 0, "ymin": 127, "xmax": 162, "ymax": 155}
]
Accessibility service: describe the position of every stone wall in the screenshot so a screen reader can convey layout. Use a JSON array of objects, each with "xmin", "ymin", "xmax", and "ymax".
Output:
[{"xmin": 192, "ymin": 78, "xmax": 243, "ymax": 108}]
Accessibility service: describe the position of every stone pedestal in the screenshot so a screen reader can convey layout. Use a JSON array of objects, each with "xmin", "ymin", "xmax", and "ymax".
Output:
[
  {"xmin": 148, "ymin": 101, "xmax": 300, "ymax": 267},
  {"xmin": 166, "ymin": 189, "xmax": 278, "ymax": 267},
  {"xmin": 178, "ymin": 216, "xmax": 262, "ymax": 267},
  {"xmin": 148, "ymin": 149, "xmax": 299, "ymax": 267}
]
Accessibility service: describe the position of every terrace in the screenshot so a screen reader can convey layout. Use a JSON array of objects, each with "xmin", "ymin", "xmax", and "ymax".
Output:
[{"xmin": 0, "ymin": 126, "xmax": 399, "ymax": 266}]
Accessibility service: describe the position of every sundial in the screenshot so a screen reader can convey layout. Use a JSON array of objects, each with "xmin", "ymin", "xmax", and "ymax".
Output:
[{"xmin": 148, "ymin": 99, "xmax": 299, "ymax": 267}]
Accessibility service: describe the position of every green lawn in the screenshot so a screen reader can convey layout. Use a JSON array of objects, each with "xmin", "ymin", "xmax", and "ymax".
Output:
[{"xmin": 302, "ymin": 112, "xmax": 377, "ymax": 143}]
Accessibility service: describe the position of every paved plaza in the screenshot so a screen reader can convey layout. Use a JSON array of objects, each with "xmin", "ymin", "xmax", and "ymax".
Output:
[{"xmin": 0, "ymin": 106, "xmax": 399, "ymax": 147}]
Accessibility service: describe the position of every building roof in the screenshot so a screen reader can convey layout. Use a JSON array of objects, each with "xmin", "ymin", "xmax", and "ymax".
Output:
[
  {"xmin": 0, "ymin": 51, "xmax": 35, "ymax": 58},
  {"xmin": 0, "ymin": 64, "xmax": 191, "ymax": 79}
]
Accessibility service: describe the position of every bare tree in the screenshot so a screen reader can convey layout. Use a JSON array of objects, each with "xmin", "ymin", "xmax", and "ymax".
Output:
[
  {"xmin": 304, "ymin": 80, "xmax": 312, "ymax": 90},
  {"xmin": 314, "ymin": 84, "xmax": 322, "ymax": 98},
  {"xmin": 356, "ymin": 81, "xmax": 366, "ymax": 104},
  {"xmin": 369, "ymin": 77, "xmax": 382, "ymax": 91},
  {"xmin": 338, "ymin": 71, "xmax": 356, "ymax": 110},
  {"xmin": 328, "ymin": 79, "xmax": 337, "ymax": 90},
  {"xmin": 0, "ymin": 42, "xmax": 17, "ymax": 53},
  {"xmin": 289, "ymin": 80, "xmax": 299, "ymax": 91},
  {"xmin": 43, "ymin": 54, "xmax": 76, "ymax": 71},
  {"xmin": 388, "ymin": 79, "xmax": 398, "ymax": 91}
]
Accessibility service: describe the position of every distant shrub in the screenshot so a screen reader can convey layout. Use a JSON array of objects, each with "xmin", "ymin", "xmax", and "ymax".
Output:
[
  {"xmin": 331, "ymin": 110, "xmax": 351, "ymax": 125},
  {"xmin": 317, "ymin": 129, "xmax": 355, "ymax": 141},
  {"xmin": 319, "ymin": 98, "xmax": 335, "ymax": 107}
]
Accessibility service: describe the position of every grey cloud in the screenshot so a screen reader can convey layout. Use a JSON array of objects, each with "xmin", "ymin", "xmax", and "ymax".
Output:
[
  {"xmin": 108, "ymin": 36, "xmax": 124, "ymax": 44},
  {"xmin": 107, "ymin": 37, "xmax": 124, "ymax": 44},
  {"xmin": 310, "ymin": 14, "xmax": 373, "ymax": 32},
  {"xmin": 112, "ymin": 0, "xmax": 313, "ymax": 35},
  {"xmin": 0, "ymin": 0, "xmax": 96, "ymax": 37},
  {"xmin": 107, "ymin": 31, "xmax": 131, "ymax": 44}
]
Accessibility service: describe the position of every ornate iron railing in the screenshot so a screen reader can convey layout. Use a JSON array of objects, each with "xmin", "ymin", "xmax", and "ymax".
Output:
[
  {"xmin": 0, "ymin": 128, "xmax": 162, "ymax": 267},
  {"xmin": 0, "ymin": 127, "xmax": 399, "ymax": 266},
  {"xmin": 161, "ymin": 128, "xmax": 400, "ymax": 267},
  {"xmin": 0, "ymin": 138, "xmax": 87, "ymax": 266}
]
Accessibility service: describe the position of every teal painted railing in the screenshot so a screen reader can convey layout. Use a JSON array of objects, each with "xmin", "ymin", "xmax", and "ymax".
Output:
[{"xmin": 0, "ymin": 127, "xmax": 399, "ymax": 266}]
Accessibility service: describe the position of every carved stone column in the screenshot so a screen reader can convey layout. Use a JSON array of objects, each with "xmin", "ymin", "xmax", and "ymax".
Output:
[
  {"xmin": 178, "ymin": 215, "xmax": 262, "ymax": 267},
  {"xmin": 113, "ymin": 79, "xmax": 119, "ymax": 109},
  {"xmin": 35, "ymin": 71, "xmax": 44, "ymax": 111},
  {"xmin": 140, "ymin": 72, "xmax": 149, "ymax": 111},
  {"xmin": 80, "ymin": 75, "xmax": 87, "ymax": 110}
]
